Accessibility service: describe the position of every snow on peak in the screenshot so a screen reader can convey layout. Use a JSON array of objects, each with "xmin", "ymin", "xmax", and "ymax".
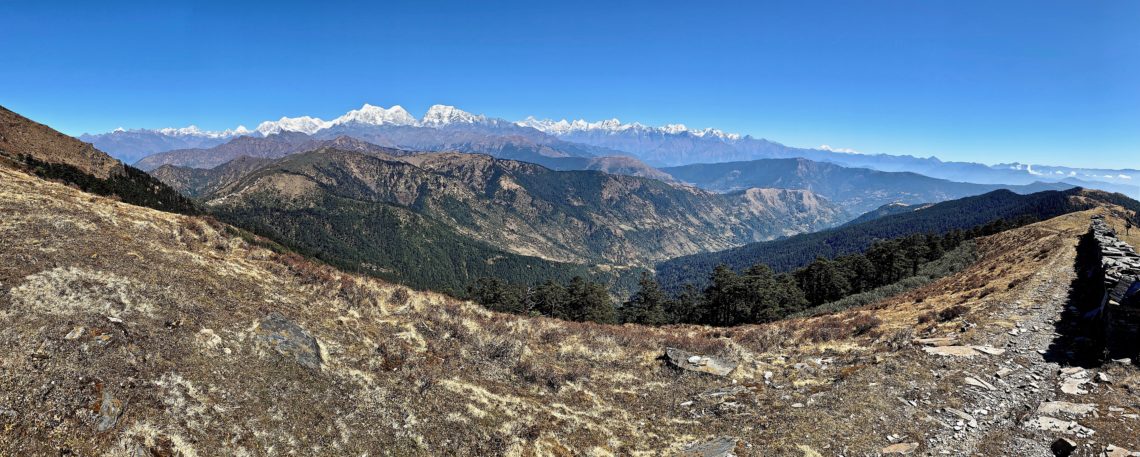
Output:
[
  {"xmin": 818, "ymin": 144, "xmax": 860, "ymax": 154},
  {"xmin": 152, "ymin": 125, "xmax": 243, "ymax": 138},
  {"xmin": 333, "ymin": 103, "xmax": 417, "ymax": 127},
  {"xmin": 420, "ymin": 104, "xmax": 486, "ymax": 126},
  {"xmin": 517, "ymin": 116, "xmax": 740, "ymax": 140},
  {"xmin": 255, "ymin": 116, "xmax": 330, "ymax": 136}
]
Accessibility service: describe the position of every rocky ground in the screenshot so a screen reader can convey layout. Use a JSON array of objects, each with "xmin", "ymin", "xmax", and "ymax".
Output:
[{"xmin": 1, "ymin": 165, "xmax": 1139, "ymax": 456}]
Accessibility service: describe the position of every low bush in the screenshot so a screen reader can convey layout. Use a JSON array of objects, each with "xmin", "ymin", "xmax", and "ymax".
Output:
[{"xmin": 937, "ymin": 305, "xmax": 969, "ymax": 322}]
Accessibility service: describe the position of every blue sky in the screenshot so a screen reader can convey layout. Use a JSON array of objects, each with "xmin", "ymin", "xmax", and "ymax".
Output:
[{"xmin": 2, "ymin": 0, "xmax": 1137, "ymax": 168}]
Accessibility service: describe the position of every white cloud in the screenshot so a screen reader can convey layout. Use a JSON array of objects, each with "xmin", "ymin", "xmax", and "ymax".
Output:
[{"xmin": 818, "ymin": 144, "xmax": 860, "ymax": 154}]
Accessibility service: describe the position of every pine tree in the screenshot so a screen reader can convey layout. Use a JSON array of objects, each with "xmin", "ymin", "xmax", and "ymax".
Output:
[
  {"xmin": 532, "ymin": 279, "xmax": 569, "ymax": 320},
  {"xmin": 567, "ymin": 276, "xmax": 616, "ymax": 324},
  {"xmin": 621, "ymin": 272, "xmax": 668, "ymax": 325}
]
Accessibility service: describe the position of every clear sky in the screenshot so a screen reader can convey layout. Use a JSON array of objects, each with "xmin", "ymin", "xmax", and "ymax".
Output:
[{"xmin": 2, "ymin": 0, "xmax": 1137, "ymax": 168}]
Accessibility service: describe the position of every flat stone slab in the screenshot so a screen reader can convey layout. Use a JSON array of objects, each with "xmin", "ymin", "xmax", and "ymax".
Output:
[
  {"xmin": 922, "ymin": 345, "xmax": 980, "ymax": 357},
  {"xmin": 665, "ymin": 347, "xmax": 736, "ymax": 377},
  {"xmin": 1027, "ymin": 416, "xmax": 1095, "ymax": 436},
  {"xmin": 881, "ymin": 443, "xmax": 920, "ymax": 454},
  {"xmin": 1060, "ymin": 377, "xmax": 1089, "ymax": 395},
  {"xmin": 964, "ymin": 376, "xmax": 996, "ymax": 391},
  {"xmin": 1038, "ymin": 401, "xmax": 1097, "ymax": 417},
  {"xmin": 680, "ymin": 436, "xmax": 738, "ymax": 457},
  {"xmin": 913, "ymin": 337, "xmax": 957, "ymax": 347}
]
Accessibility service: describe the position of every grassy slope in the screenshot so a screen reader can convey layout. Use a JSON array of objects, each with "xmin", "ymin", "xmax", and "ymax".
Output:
[{"xmin": 2, "ymin": 166, "xmax": 1139, "ymax": 455}]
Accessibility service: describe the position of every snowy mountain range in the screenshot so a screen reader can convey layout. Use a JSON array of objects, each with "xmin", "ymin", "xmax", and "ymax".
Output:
[{"xmin": 79, "ymin": 103, "xmax": 1137, "ymax": 196}]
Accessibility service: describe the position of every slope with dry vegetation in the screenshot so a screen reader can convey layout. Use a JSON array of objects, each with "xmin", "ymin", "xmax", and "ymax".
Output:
[{"xmin": 2, "ymin": 164, "xmax": 1139, "ymax": 456}]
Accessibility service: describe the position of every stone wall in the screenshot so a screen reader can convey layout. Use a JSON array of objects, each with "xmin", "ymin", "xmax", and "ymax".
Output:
[
  {"xmin": 1090, "ymin": 215, "xmax": 1140, "ymax": 308},
  {"xmin": 1089, "ymin": 215, "xmax": 1140, "ymax": 363}
]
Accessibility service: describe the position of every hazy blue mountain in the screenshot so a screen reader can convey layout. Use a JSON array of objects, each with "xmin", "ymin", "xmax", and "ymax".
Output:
[{"xmin": 661, "ymin": 157, "xmax": 1073, "ymax": 214}]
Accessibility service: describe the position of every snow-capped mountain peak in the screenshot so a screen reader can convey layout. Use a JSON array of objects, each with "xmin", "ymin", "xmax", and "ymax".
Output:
[
  {"xmin": 420, "ymin": 105, "xmax": 486, "ymax": 126},
  {"xmin": 255, "ymin": 116, "xmax": 331, "ymax": 136},
  {"xmin": 149, "ymin": 125, "xmax": 252, "ymax": 139},
  {"xmin": 516, "ymin": 116, "xmax": 741, "ymax": 140},
  {"xmin": 332, "ymin": 103, "xmax": 417, "ymax": 127}
]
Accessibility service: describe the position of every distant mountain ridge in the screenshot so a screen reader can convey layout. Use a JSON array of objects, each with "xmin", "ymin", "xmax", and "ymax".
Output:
[
  {"xmin": 81, "ymin": 103, "xmax": 1138, "ymax": 197},
  {"xmin": 180, "ymin": 149, "xmax": 846, "ymax": 266},
  {"xmin": 166, "ymin": 148, "xmax": 846, "ymax": 295},
  {"xmin": 663, "ymin": 158, "xmax": 1073, "ymax": 214}
]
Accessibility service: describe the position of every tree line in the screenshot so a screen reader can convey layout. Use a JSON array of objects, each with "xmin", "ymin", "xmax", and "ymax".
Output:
[{"xmin": 469, "ymin": 215, "xmax": 1037, "ymax": 326}]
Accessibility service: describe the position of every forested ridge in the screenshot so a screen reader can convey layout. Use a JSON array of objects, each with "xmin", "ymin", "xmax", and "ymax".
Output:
[
  {"xmin": 470, "ymin": 214, "xmax": 1033, "ymax": 326},
  {"xmin": 17, "ymin": 154, "xmax": 199, "ymax": 215},
  {"xmin": 212, "ymin": 192, "xmax": 643, "ymax": 297},
  {"xmin": 656, "ymin": 188, "xmax": 1091, "ymax": 291}
]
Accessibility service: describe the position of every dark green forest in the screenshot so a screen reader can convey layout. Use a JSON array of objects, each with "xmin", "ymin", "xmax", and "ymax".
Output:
[
  {"xmin": 470, "ymin": 215, "xmax": 1038, "ymax": 326},
  {"xmin": 20, "ymin": 154, "xmax": 199, "ymax": 214},
  {"xmin": 656, "ymin": 189, "xmax": 1092, "ymax": 291},
  {"xmin": 212, "ymin": 192, "xmax": 643, "ymax": 297}
]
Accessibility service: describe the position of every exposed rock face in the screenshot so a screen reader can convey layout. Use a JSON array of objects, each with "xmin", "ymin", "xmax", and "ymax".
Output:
[{"xmin": 0, "ymin": 104, "xmax": 123, "ymax": 179}]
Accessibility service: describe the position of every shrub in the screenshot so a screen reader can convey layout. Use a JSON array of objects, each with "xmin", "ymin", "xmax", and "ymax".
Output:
[
  {"xmin": 850, "ymin": 314, "xmax": 883, "ymax": 336},
  {"xmin": 882, "ymin": 327, "xmax": 914, "ymax": 351},
  {"xmin": 803, "ymin": 317, "xmax": 849, "ymax": 342},
  {"xmin": 937, "ymin": 305, "xmax": 969, "ymax": 322}
]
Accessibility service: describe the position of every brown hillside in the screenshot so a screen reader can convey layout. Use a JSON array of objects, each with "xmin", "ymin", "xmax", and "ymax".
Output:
[
  {"xmin": 1, "ymin": 166, "xmax": 1138, "ymax": 455},
  {"xmin": 0, "ymin": 105, "xmax": 123, "ymax": 179}
]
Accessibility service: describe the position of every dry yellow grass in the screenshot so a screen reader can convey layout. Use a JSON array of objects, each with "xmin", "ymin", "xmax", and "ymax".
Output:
[{"xmin": 2, "ymin": 166, "xmax": 1138, "ymax": 456}]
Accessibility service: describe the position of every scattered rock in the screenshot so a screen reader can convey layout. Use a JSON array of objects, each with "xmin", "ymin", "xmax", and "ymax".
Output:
[
  {"xmin": 881, "ymin": 442, "xmax": 919, "ymax": 454},
  {"xmin": 1060, "ymin": 377, "xmax": 1089, "ymax": 395},
  {"xmin": 1096, "ymin": 372, "xmax": 1112, "ymax": 383},
  {"xmin": 255, "ymin": 312, "xmax": 323, "ymax": 370},
  {"xmin": 972, "ymin": 345, "xmax": 1006, "ymax": 355},
  {"xmin": 1027, "ymin": 416, "xmax": 1095, "ymax": 436},
  {"xmin": 1051, "ymin": 437, "xmax": 1077, "ymax": 456},
  {"xmin": 945, "ymin": 407, "xmax": 978, "ymax": 428},
  {"xmin": 665, "ymin": 348, "xmax": 736, "ymax": 377},
  {"xmin": 64, "ymin": 326, "xmax": 85, "ymax": 340},
  {"xmin": 1104, "ymin": 444, "xmax": 1139, "ymax": 457},
  {"xmin": 964, "ymin": 376, "xmax": 996, "ymax": 391},
  {"xmin": 680, "ymin": 436, "xmax": 738, "ymax": 457},
  {"xmin": 95, "ymin": 389, "xmax": 123, "ymax": 432}
]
